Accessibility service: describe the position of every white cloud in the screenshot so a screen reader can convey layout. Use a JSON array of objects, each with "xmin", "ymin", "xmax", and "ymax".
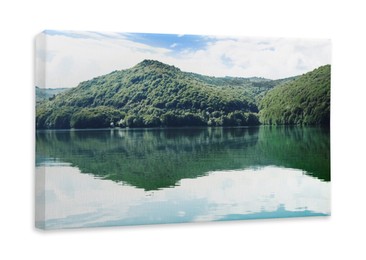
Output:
[
  {"xmin": 35, "ymin": 32, "xmax": 331, "ymax": 88},
  {"xmin": 169, "ymin": 37, "xmax": 331, "ymax": 79},
  {"xmin": 36, "ymin": 32, "xmax": 171, "ymax": 88},
  {"xmin": 170, "ymin": 43, "xmax": 178, "ymax": 48}
]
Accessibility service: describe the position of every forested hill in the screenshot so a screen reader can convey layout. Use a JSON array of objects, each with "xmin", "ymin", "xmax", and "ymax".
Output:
[
  {"xmin": 36, "ymin": 60, "xmax": 290, "ymax": 129},
  {"xmin": 259, "ymin": 65, "xmax": 330, "ymax": 126}
]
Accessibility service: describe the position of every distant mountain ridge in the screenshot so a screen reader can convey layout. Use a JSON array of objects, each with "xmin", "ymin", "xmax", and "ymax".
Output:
[
  {"xmin": 36, "ymin": 86, "xmax": 68, "ymax": 103},
  {"xmin": 36, "ymin": 60, "xmax": 329, "ymax": 129}
]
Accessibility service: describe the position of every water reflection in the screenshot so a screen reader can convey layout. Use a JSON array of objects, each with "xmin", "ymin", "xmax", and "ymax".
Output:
[
  {"xmin": 36, "ymin": 127, "xmax": 330, "ymax": 191},
  {"xmin": 35, "ymin": 165, "xmax": 329, "ymax": 229},
  {"xmin": 35, "ymin": 126, "xmax": 330, "ymax": 229}
]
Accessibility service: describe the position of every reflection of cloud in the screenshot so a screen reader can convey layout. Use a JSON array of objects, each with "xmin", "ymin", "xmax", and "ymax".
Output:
[
  {"xmin": 35, "ymin": 31, "xmax": 331, "ymax": 88},
  {"xmin": 35, "ymin": 166, "xmax": 147, "ymax": 228},
  {"xmin": 36, "ymin": 165, "xmax": 330, "ymax": 229},
  {"xmin": 183, "ymin": 167, "xmax": 330, "ymax": 222}
]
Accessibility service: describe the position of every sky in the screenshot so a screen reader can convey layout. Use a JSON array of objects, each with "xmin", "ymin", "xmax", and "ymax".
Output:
[{"xmin": 35, "ymin": 30, "xmax": 331, "ymax": 88}]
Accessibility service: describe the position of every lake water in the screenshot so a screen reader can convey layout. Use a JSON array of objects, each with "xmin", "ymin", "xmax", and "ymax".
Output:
[{"xmin": 35, "ymin": 126, "xmax": 330, "ymax": 229}]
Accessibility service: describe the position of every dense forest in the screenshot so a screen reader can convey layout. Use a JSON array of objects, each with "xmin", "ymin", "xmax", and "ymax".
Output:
[
  {"xmin": 36, "ymin": 60, "xmax": 330, "ymax": 129},
  {"xmin": 259, "ymin": 65, "xmax": 330, "ymax": 126}
]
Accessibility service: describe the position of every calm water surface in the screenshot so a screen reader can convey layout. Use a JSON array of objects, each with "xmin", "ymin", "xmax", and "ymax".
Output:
[{"xmin": 36, "ymin": 126, "xmax": 330, "ymax": 229}]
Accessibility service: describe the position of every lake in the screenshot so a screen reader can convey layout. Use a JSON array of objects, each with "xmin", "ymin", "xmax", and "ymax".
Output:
[{"xmin": 35, "ymin": 126, "xmax": 330, "ymax": 229}]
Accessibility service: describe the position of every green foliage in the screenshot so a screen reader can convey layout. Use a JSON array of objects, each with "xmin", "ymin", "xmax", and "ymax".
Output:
[
  {"xmin": 70, "ymin": 106, "xmax": 125, "ymax": 129},
  {"xmin": 259, "ymin": 65, "xmax": 330, "ymax": 126},
  {"xmin": 36, "ymin": 106, "xmax": 75, "ymax": 129},
  {"xmin": 36, "ymin": 60, "xmax": 273, "ymax": 129},
  {"xmin": 35, "ymin": 60, "xmax": 329, "ymax": 129},
  {"xmin": 161, "ymin": 112, "xmax": 205, "ymax": 127}
]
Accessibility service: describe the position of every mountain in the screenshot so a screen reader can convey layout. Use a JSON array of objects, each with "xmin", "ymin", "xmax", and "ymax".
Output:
[
  {"xmin": 36, "ymin": 86, "xmax": 68, "ymax": 103},
  {"xmin": 36, "ymin": 60, "xmax": 290, "ymax": 129},
  {"xmin": 36, "ymin": 60, "xmax": 329, "ymax": 129},
  {"xmin": 259, "ymin": 65, "xmax": 330, "ymax": 126}
]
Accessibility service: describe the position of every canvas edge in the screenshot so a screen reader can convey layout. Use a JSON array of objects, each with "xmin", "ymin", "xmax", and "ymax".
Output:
[{"xmin": 35, "ymin": 32, "xmax": 46, "ymax": 230}]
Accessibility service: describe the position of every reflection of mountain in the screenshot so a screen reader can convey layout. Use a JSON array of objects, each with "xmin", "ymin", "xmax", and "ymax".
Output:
[
  {"xmin": 257, "ymin": 126, "xmax": 330, "ymax": 181},
  {"xmin": 36, "ymin": 127, "xmax": 330, "ymax": 190},
  {"xmin": 36, "ymin": 128, "xmax": 259, "ymax": 190}
]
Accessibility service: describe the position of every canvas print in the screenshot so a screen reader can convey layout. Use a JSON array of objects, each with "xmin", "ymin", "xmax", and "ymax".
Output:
[{"xmin": 35, "ymin": 30, "xmax": 331, "ymax": 230}]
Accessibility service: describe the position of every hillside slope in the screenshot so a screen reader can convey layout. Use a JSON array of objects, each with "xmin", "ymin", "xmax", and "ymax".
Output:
[
  {"xmin": 259, "ymin": 65, "xmax": 330, "ymax": 126},
  {"xmin": 36, "ymin": 60, "xmax": 282, "ymax": 129}
]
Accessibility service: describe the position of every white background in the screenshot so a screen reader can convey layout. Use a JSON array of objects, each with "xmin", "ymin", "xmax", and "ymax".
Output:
[{"xmin": 1, "ymin": 0, "xmax": 365, "ymax": 259}]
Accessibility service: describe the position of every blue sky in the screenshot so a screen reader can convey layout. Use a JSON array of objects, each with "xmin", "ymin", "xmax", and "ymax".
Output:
[
  {"xmin": 36, "ymin": 30, "xmax": 331, "ymax": 88},
  {"xmin": 123, "ymin": 33, "xmax": 212, "ymax": 53},
  {"xmin": 44, "ymin": 30, "xmax": 215, "ymax": 54}
]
